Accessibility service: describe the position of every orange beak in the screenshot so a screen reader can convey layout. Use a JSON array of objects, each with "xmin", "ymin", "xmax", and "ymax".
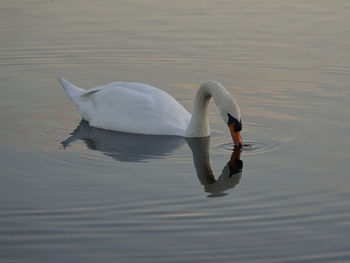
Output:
[{"xmin": 229, "ymin": 123, "xmax": 243, "ymax": 148}]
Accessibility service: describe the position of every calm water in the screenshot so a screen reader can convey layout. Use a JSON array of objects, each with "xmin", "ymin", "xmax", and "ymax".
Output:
[{"xmin": 1, "ymin": 0, "xmax": 350, "ymax": 262}]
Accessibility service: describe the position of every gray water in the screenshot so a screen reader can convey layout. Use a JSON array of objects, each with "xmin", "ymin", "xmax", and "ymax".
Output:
[{"xmin": 1, "ymin": 0, "xmax": 350, "ymax": 262}]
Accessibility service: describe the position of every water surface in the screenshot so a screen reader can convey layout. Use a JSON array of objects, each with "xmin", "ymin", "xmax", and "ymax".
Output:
[{"xmin": 1, "ymin": 0, "xmax": 350, "ymax": 262}]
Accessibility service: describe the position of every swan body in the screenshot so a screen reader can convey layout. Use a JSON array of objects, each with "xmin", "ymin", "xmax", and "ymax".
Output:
[{"xmin": 58, "ymin": 78, "xmax": 243, "ymax": 145}]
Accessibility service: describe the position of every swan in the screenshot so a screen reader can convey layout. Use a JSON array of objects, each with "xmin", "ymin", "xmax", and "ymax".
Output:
[{"xmin": 58, "ymin": 78, "xmax": 243, "ymax": 147}]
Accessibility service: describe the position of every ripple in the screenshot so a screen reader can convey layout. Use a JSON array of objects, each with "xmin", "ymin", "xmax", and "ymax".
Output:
[
  {"xmin": 218, "ymin": 139, "xmax": 288, "ymax": 155},
  {"xmin": 0, "ymin": 101, "xmax": 122, "ymax": 172},
  {"xmin": 0, "ymin": 101, "xmax": 78, "ymax": 151},
  {"xmin": 212, "ymin": 121, "xmax": 291, "ymax": 156}
]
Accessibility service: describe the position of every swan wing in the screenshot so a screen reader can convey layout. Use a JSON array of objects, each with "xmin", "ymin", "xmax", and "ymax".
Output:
[
  {"xmin": 80, "ymin": 87, "xmax": 102, "ymax": 96},
  {"xmin": 76, "ymin": 82, "xmax": 190, "ymax": 136}
]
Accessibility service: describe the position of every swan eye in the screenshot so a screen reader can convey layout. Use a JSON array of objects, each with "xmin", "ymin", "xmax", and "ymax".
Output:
[{"xmin": 227, "ymin": 113, "xmax": 242, "ymax": 132}]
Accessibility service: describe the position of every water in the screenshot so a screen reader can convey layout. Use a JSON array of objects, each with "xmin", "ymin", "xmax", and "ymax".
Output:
[{"xmin": 1, "ymin": 0, "xmax": 350, "ymax": 262}]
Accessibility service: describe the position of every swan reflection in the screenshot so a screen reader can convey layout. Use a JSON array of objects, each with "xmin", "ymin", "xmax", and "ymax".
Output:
[
  {"xmin": 62, "ymin": 121, "xmax": 243, "ymax": 196},
  {"xmin": 61, "ymin": 120, "xmax": 185, "ymax": 162}
]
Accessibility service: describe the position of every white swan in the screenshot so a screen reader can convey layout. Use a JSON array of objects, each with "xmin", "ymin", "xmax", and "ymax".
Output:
[{"xmin": 58, "ymin": 78, "xmax": 243, "ymax": 147}]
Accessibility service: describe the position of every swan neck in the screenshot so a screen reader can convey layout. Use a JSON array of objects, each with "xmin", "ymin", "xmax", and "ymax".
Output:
[{"xmin": 185, "ymin": 82, "xmax": 223, "ymax": 137}]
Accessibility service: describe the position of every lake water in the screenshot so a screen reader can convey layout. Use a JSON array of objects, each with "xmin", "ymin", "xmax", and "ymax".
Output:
[{"xmin": 1, "ymin": 0, "xmax": 350, "ymax": 262}]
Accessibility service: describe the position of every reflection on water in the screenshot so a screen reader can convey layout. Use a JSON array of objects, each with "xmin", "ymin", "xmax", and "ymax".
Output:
[
  {"xmin": 187, "ymin": 137, "xmax": 243, "ymax": 197},
  {"xmin": 62, "ymin": 121, "xmax": 243, "ymax": 196},
  {"xmin": 61, "ymin": 120, "xmax": 185, "ymax": 162}
]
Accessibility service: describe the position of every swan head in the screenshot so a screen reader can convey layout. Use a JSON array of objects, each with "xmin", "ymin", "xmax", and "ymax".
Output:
[
  {"xmin": 227, "ymin": 113, "xmax": 243, "ymax": 148},
  {"xmin": 203, "ymin": 80, "xmax": 243, "ymax": 148}
]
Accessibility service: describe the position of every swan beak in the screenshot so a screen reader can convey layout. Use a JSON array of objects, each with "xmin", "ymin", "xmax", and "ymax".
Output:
[{"xmin": 229, "ymin": 123, "xmax": 243, "ymax": 148}]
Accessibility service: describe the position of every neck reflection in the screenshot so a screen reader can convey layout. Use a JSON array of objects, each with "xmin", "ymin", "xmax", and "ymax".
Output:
[{"xmin": 187, "ymin": 137, "xmax": 243, "ymax": 197}]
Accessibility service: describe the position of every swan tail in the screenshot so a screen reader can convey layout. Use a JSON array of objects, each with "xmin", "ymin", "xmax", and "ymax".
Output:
[{"xmin": 58, "ymin": 77, "xmax": 85, "ymax": 104}]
